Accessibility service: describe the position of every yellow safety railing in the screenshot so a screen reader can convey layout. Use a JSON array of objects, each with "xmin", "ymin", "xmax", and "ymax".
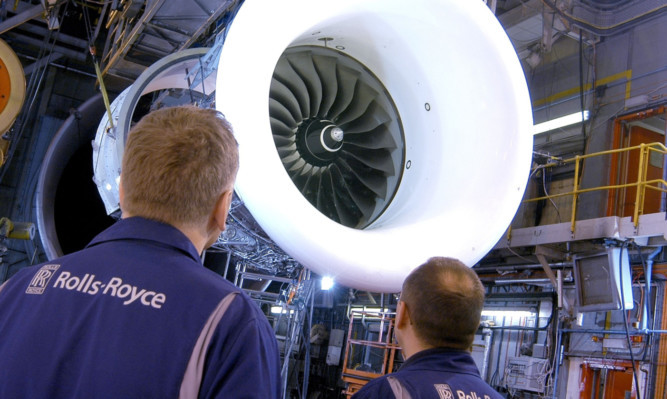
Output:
[{"xmin": 521, "ymin": 142, "xmax": 667, "ymax": 236}]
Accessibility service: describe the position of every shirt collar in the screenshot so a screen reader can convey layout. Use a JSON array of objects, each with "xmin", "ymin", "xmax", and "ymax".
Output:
[
  {"xmin": 401, "ymin": 347, "xmax": 481, "ymax": 375},
  {"xmin": 86, "ymin": 216, "xmax": 202, "ymax": 263}
]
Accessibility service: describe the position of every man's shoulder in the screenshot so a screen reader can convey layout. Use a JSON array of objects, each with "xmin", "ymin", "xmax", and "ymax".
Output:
[
  {"xmin": 395, "ymin": 368, "xmax": 503, "ymax": 399},
  {"xmin": 350, "ymin": 375, "xmax": 396, "ymax": 399}
]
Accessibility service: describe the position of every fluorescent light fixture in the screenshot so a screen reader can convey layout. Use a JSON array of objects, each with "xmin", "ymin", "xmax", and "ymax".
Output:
[
  {"xmin": 533, "ymin": 111, "xmax": 589, "ymax": 135},
  {"xmin": 350, "ymin": 306, "xmax": 391, "ymax": 313},
  {"xmin": 321, "ymin": 276, "xmax": 334, "ymax": 291},
  {"xmin": 481, "ymin": 309, "xmax": 535, "ymax": 318},
  {"xmin": 270, "ymin": 306, "xmax": 294, "ymax": 315}
]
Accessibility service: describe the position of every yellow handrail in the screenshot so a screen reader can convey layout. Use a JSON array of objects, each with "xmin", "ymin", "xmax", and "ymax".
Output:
[{"xmin": 522, "ymin": 142, "xmax": 667, "ymax": 235}]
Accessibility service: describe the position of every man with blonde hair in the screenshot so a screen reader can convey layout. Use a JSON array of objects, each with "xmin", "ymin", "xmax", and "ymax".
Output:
[
  {"xmin": 0, "ymin": 106, "xmax": 280, "ymax": 398},
  {"xmin": 353, "ymin": 257, "xmax": 502, "ymax": 399}
]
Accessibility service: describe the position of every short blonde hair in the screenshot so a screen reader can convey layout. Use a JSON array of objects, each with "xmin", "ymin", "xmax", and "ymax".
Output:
[
  {"xmin": 121, "ymin": 105, "xmax": 238, "ymax": 227},
  {"xmin": 401, "ymin": 257, "xmax": 485, "ymax": 350}
]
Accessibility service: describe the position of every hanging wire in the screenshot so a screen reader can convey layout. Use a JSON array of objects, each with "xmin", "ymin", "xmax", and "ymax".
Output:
[
  {"xmin": 579, "ymin": 29, "xmax": 587, "ymax": 141},
  {"xmin": 80, "ymin": 0, "xmax": 114, "ymax": 128},
  {"xmin": 541, "ymin": 167, "xmax": 563, "ymax": 224}
]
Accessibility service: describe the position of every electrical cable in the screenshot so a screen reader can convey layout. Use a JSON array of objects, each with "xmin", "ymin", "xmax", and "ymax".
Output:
[
  {"xmin": 578, "ymin": 30, "xmax": 587, "ymax": 141},
  {"xmin": 550, "ymin": 319, "xmax": 564, "ymax": 399},
  {"xmin": 619, "ymin": 242, "xmax": 642, "ymax": 399},
  {"xmin": 490, "ymin": 318, "xmax": 505, "ymax": 388},
  {"xmin": 506, "ymin": 246, "xmax": 535, "ymax": 264},
  {"xmin": 541, "ymin": 168, "xmax": 562, "ymax": 223}
]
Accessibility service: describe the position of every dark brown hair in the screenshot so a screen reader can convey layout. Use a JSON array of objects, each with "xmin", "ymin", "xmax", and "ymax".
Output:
[{"xmin": 400, "ymin": 257, "xmax": 485, "ymax": 350}]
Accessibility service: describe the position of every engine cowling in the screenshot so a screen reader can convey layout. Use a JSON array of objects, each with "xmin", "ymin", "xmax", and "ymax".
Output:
[{"xmin": 216, "ymin": 0, "xmax": 534, "ymax": 292}]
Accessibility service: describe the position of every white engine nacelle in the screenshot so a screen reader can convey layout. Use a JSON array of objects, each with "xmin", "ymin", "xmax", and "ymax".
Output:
[{"xmin": 216, "ymin": 0, "xmax": 533, "ymax": 292}]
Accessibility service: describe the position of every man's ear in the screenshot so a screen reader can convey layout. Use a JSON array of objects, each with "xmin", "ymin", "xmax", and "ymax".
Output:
[
  {"xmin": 118, "ymin": 176, "xmax": 126, "ymax": 215},
  {"xmin": 396, "ymin": 300, "xmax": 411, "ymax": 328},
  {"xmin": 212, "ymin": 189, "xmax": 234, "ymax": 231}
]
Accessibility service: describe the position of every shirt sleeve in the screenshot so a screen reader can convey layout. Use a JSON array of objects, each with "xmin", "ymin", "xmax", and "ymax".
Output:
[{"xmin": 197, "ymin": 295, "xmax": 281, "ymax": 399}]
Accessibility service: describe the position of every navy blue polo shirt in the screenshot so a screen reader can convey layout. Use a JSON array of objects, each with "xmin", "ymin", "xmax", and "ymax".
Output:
[
  {"xmin": 352, "ymin": 348, "xmax": 503, "ymax": 399},
  {"xmin": 0, "ymin": 217, "xmax": 280, "ymax": 398}
]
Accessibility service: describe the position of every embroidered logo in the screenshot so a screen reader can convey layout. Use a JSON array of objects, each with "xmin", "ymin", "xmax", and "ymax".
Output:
[
  {"xmin": 26, "ymin": 264, "xmax": 60, "ymax": 294},
  {"xmin": 434, "ymin": 384, "xmax": 454, "ymax": 399},
  {"xmin": 53, "ymin": 272, "xmax": 167, "ymax": 309}
]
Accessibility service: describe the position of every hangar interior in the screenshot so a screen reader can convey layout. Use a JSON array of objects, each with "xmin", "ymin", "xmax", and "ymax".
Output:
[{"xmin": 1, "ymin": 0, "xmax": 667, "ymax": 397}]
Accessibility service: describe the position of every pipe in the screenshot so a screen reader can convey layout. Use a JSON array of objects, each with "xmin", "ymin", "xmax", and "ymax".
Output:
[
  {"xmin": 16, "ymin": 53, "xmax": 98, "ymax": 78},
  {"xmin": 474, "ymin": 262, "xmax": 571, "ymax": 273},
  {"xmin": 562, "ymin": 328, "xmax": 667, "ymax": 335},
  {"xmin": 301, "ymin": 284, "xmax": 315, "ymax": 399},
  {"xmin": 481, "ymin": 327, "xmax": 493, "ymax": 382},
  {"xmin": 2, "ymin": 32, "xmax": 88, "ymax": 62},
  {"xmin": 0, "ymin": 4, "xmax": 44, "ymax": 34},
  {"xmin": 552, "ymin": 319, "xmax": 564, "ymax": 399},
  {"xmin": 488, "ymin": 325, "xmax": 549, "ymax": 331},
  {"xmin": 493, "ymin": 276, "xmax": 573, "ymax": 285},
  {"xmin": 487, "ymin": 292, "xmax": 556, "ymax": 300},
  {"xmin": 645, "ymin": 248, "xmax": 661, "ymax": 329}
]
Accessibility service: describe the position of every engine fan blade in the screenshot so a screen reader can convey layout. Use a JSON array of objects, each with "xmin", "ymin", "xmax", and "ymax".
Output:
[
  {"xmin": 270, "ymin": 79, "xmax": 303, "ymax": 123},
  {"xmin": 273, "ymin": 57, "xmax": 311, "ymax": 118},
  {"xmin": 312, "ymin": 55, "xmax": 338, "ymax": 116},
  {"xmin": 269, "ymin": 46, "xmax": 404, "ymax": 228},
  {"xmin": 286, "ymin": 52, "xmax": 323, "ymax": 118}
]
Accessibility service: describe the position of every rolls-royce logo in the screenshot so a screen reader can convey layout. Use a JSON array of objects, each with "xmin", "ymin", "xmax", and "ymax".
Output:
[
  {"xmin": 26, "ymin": 264, "xmax": 60, "ymax": 294},
  {"xmin": 434, "ymin": 384, "xmax": 453, "ymax": 399}
]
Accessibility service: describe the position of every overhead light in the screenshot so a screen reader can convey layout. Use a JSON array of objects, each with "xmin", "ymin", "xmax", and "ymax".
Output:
[
  {"xmin": 362, "ymin": 307, "xmax": 391, "ymax": 313},
  {"xmin": 481, "ymin": 309, "xmax": 535, "ymax": 318},
  {"xmin": 349, "ymin": 306, "xmax": 391, "ymax": 313},
  {"xmin": 270, "ymin": 306, "xmax": 294, "ymax": 315},
  {"xmin": 321, "ymin": 276, "xmax": 334, "ymax": 291},
  {"xmin": 533, "ymin": 111, "xmax": 589, "ymax": 135}
]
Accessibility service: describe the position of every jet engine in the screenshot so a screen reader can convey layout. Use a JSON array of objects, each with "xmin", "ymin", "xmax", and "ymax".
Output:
[
  {"xmin": 37, "ymin": 0, "xmax": 533, "ymax": 293},
  {"xmin": 216, "ymin": 0, "xmax": 533, "ymax": 292}
]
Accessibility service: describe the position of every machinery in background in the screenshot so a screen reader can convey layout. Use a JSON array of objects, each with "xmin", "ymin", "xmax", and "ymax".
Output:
[
  {"xmin": 340, "ymin": 311, "xmax": 401, "ymax": 397},
  {"xmin": 34, "ymin": 0, "xmax": 534, "ymax": 293},
  {"xmin": 7, "ymin": 0, "xmax": 667, "ymax": 397},
  {"xmin": 0, "ymin": 38, "xmax": 25, "ymax": 166}
]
